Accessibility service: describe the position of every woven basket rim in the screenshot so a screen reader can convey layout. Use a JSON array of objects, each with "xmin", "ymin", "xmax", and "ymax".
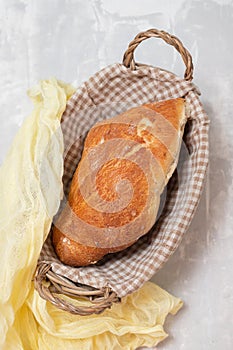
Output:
[{"xmin": 34, "ymin": 262, "xmax": 119, "ymax": 315}]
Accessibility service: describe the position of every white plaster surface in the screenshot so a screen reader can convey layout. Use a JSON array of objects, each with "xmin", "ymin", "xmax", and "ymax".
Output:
[{"xmin": 0, "ymin": 0, "xmax": 233, "ymax": 349}]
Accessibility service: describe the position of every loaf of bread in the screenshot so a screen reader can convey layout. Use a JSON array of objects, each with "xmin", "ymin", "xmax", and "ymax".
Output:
[{"xmin": 52, "ymin": 98, "xmax": 188, "ymax": 266}]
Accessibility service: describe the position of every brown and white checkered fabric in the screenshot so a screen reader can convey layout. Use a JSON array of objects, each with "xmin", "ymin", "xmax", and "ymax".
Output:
[{"xmin": 38, "ymin": 63, "xmax": 209, "ymax": 298}]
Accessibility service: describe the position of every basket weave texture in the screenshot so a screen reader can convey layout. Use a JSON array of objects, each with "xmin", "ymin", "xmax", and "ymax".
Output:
[{"xmin": 34, "ymin": 29, "xmax": 209, "ymax": 315}]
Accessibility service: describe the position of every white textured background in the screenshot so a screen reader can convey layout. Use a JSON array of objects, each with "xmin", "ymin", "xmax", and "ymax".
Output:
[{"xmin": 0, "ymin": 1, "xmax": 233, "ymax": 349}]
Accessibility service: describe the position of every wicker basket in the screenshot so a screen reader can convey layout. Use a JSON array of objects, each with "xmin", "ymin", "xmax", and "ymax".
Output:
[{"xmin": 34, "ymin": 28, "xmax": 209, "ymax": 315}]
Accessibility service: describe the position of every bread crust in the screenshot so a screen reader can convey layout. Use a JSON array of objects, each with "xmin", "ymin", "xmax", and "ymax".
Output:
[{"xmin": 52, "ymin": 98, "xmax": 187, "ymax": 266}]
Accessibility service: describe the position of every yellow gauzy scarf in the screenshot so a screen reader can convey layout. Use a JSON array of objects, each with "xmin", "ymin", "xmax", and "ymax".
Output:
[{"xmin": 0, "ymin": 79, "xmax": 183, "ymax": 350}]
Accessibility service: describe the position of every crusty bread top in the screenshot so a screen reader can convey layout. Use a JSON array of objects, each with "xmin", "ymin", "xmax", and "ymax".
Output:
[{"xmin": 53, "ymin": 98, "xmax": 187, "ymax": 265}]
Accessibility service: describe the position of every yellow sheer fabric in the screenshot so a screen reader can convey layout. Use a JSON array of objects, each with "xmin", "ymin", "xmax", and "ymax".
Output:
[{"xmin": 0, "ymin": 79, "xmax": 182, "ymax": 350}]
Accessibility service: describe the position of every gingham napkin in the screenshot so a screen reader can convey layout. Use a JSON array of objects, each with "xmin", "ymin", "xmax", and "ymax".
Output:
[{"xmin": 38, "ymin": 63, "xmax": 209, "ymax": 298}]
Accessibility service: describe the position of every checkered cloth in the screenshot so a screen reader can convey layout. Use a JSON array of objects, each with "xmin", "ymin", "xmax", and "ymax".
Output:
[{"xmin": 38, "ymin": 63, "xmax": 209, "ymax": 298}]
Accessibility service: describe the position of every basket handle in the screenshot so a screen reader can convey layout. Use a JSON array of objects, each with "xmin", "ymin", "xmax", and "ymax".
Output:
[{"xmin": 122, "ymin": 28, "xmax": 194, "ymax": 81}]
